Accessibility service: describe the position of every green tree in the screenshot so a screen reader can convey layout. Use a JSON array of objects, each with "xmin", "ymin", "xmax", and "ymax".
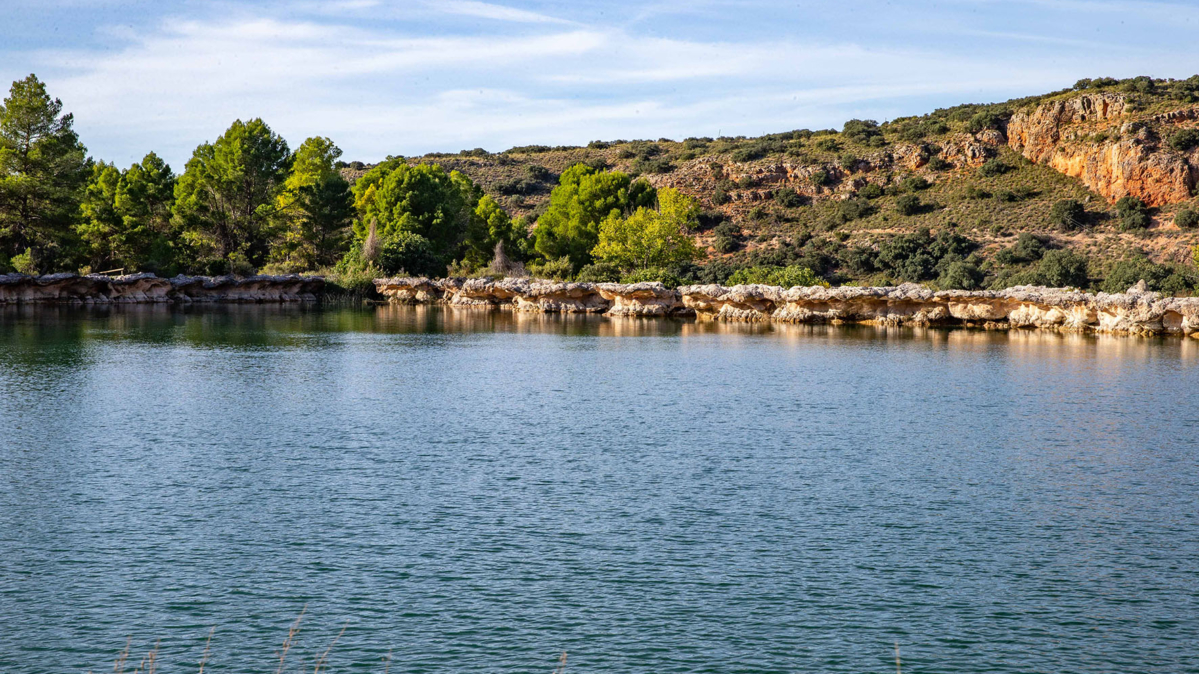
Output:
[
  {"xmin": 592, "ymin": 187, "xmax": 701, "ymax": 271},
  {"xmin": 0, "ymin": 74, "xmax": 88, "ymax": 272},
  {"xmin": 465, "ymin": 194, "xmax": 527, "ymax": 267},
  {"xmin": 172, "ymin": 118, "xmax": 291, "ymax": 273},
  {"xmin": 533, "ymin": 164, "xmax": 655, "ymax": 271},
  {"xmin": 271, "ymin": 137, "xmax": 352, "ymax": 271},
  {"xmin": 77, "ymin": 152, "xmax": 177, "ymax": 273},
  {"xmin": 351, "ymin": 160, "xmax": 475, "ymax": 264}
]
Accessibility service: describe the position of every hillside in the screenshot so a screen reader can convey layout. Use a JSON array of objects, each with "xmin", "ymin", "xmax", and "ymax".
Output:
[{"xmin": 346, "ymin": 75, "xmax": 1199, "ymax": 292}]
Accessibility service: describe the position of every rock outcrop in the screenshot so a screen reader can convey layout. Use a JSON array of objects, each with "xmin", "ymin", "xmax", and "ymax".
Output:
[
  {"xmin": 1007, "ymin": 92, "xmax": 1198, "ymax": 206},
  {"xmin": 374, "ymin": 277, "xmax": 1199, "ymax": 336},
  {"xmin": 0, "ymin": 273, "xmax": 324, "ymax": 304}
]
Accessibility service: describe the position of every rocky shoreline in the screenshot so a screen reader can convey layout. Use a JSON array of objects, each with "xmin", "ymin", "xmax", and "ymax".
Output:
[
  {"xmin": 375, "ymin": 276, "xmax": 1199, "ymax": 336},
  {"xmin": 0, "ymin": 272, "xmax": 324, "ymax": 304}
]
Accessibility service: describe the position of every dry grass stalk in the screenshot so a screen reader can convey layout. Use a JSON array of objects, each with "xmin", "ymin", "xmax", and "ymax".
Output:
[
  {"xmin": 551, "ymin": 651, "xmax": 567, "ymax": 674},
  {"xmin": 276, "ymin": 605, "xmax": 307, "ymax": 674},
  {"xmin": 895, "ymin": 641, "xmax": 902, "ymax": 674},
  {"xmin": 383, "ymin": 648, "xmax": 392, "ymax": 674},
  {"xmin": 198, "ymin": 627, "xmax": 214, "ymax": 674},
  {"xmin": 362, "ymin": 218, "xmax": 381, "ymax": 263},
  {"xmin": 113, "ymin": 637, "xmax": 131, "ymax": 674},
  {"xmin": 312, "ymin": 621, "xmax": 348, "ymax": 674}
]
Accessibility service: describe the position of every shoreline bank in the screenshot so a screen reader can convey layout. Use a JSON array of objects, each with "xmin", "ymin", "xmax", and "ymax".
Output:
[
  {"xmin": 0, "ymin": 272, "xmax": 324, "ymax": 304},
  {"xmin": 375, "ymin": 276, "xmax": 1199, "ymax": 337}
]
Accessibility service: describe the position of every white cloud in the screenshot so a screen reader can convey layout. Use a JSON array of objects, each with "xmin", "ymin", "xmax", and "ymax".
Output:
[{"xmin": 435, "ymin": 0, "xmax": 573, "ymax": 24}]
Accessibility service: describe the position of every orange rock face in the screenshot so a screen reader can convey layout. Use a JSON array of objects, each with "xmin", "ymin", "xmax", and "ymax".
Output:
[{"xmin": 1007, "ymin": 93, "xmax": 1197, "ymax": 206}]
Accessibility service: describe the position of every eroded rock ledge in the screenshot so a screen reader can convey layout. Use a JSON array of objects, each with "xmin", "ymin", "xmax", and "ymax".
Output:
[
  {"xmin": 375, "ymin": 277, "xmax": 1199, "ymax": 336},
  {"xmin": 0, "ymin": 273, "xmax": 324, "ymax": 304}
]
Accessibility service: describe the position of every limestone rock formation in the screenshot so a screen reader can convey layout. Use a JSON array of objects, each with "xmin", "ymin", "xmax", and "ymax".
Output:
[
  {"xmin": 374, "ymin": 276, "xmax": 1199, "ymax": 336},
  {"xmin": 0, "ymin": 273, "xmax": 323, "ymax": 304},
  {"xmin": 1007, "ymin": 92, "xmax": 1198, "ymax": 206}
]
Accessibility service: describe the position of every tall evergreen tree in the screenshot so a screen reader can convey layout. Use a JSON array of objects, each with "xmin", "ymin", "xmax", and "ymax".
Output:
[
  {"xmin": 0, "ymin": 74, "xmax": 88, "ymax": 273},
  {"xmin": 78, "ymin": 152, "xmax": 177, "ymax": 272},
  {"xmin": 271, "ymin": 136, "xmax": 352, "ymax": 271},
  {"xmin": 172, "ymin": 118, "xmax": 290, "ymax": 273}
]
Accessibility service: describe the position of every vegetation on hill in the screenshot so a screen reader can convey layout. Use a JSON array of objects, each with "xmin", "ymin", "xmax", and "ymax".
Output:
[{"xmin": 5, "ymin": 73, "xmax": 1199, "ymax": 294}]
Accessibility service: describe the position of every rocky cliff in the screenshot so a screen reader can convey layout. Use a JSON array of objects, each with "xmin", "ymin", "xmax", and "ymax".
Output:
[
  {"xmin": 374, "ymin": 276, "xmax": 1199, "ymax": 336},
  {"xmin": 0, "ymin": 273, "xmax": 324, "ymax": 304},
  {"xmin": 1007, "ymin": 92, "xmax": 1199, "ymax": 206}
]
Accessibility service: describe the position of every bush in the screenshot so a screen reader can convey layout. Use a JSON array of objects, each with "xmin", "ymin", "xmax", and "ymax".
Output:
[
  {"xmin": 810, "ymin": 170, "xmax": 831, "ymax": 187},
  {"xmin": 938, "ymin": 260, "xmax": 984, "ymax": 290},
  {"xmin": 963, "ymin": 185, "xmax": 991, "ymax": 199},
  {"xmin": 711, "ymin": 188, "xmax": 730, "ymax": 205},
  {"xmin": 1049, "ymin": 199, "xmax": 1086, "ymax": 231},
  {"xmin": 842, "ymin": 119, "xmax": 885, "ymax": 146},
  {"xmin": 727, "ymin": 265, "xmax": 827, "ymax": 288},
  {"xmin": 527, "ymin": 256, "xmax": 574, "ymax": 280},
  {"xmin": 967, "ymin": 110, "xmax": 1005, "ymax": 134},
  {"xmin": 526, "ymin": 164, "xmax": 551, "ymax": 181},
  {"xmin": 836, "ymin": 198, "xmax": 875, "ymax": 222},
  {"xmin": 10, "ymin": 248, "xmax": 37, "ymax": 275},
  {"xmin": 575, "ymin": 262, "xmax": 622, "ymax": 283},
  {"xmin": 1169, "ymin": 128, "xmax": 1199, "ymax": 152},
  {"xmin": 900, "ymin": 175, "xmax": 930, "ymax": 191},
  {"xmin": 632, "ymin": 157, "xmax": 674, "ymax": 174},
  {"xmin": 712, "ymin": 221, "xmax": 740, "ymax": 253},
  {"xmin": 1100, "ymin": 258, "xmax": 1174, "ymax": 293},
  {"xmin": 841, "ymin": 245, "xmax": 878, "ymax": 275},
  {"xmin": 774, "ymin": 187, "xmax": 805, "ymax": 208},
  {"xmin": 926, "ymin": 156, "xmax": 951, "ymax": 171},
  {"xmin": 1116, "ymin": 195, "xmax": 1151, "ymax": 231},
  {"xmin": 620, "ymin": 267, "xmax": 684, "ymax": 288},
  {"xmin": 977, "ymin": 159, "xmax": 1010, "ymax": 177},
  {"xmin": 1037, "ymin": 249, "xmax": 1089, "ymax": 288},
  {"xmin": 1174, "ymin": 207, "xmax": 1199, "ymax": 229},
  {"xmin": 895, "ymin": 194, "xmax": 923, "ymax": 216},
  {"xmin": 858, "ymin": 183, "xmax": 884, "ymax": 199},
  {"xmin": 878, "ymin": 230, "xmax": 937, "ymax": 281},
  {"xmin": 378, "ymin": 231, "xmax": 443, "ymax": 277}
]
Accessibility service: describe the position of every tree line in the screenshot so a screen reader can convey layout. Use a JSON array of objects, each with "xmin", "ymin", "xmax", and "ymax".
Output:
[{"xmin": 0, "ymin": 75, "xmax": 701, "ymax": 286}]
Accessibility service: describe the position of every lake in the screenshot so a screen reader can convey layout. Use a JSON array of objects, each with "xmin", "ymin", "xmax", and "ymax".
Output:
[{"xmin": 1, "ymin": 305, "xmax": 1197, "ymax": 673}]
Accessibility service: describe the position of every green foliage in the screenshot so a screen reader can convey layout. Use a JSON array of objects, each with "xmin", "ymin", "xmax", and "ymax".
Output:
[
  {"xmin": 271, "ymin": 137, "xmax": 352, "ymax": 271},
  {"xmin": 858, "ymin": 183, "xmax": 884, "ymax": 199},
  {"xmin": 11, "ymin": 247, "xmax": 36, "ymax": 275},
  {"xmin": 466, "ymin": 194, "xmax": 528, "ymax": 267},
  {"xmin": 574, "ymin": 261, "xmax": 622, "ymax": 283},
  {"xmin": 592, "ymin": 187, "xmax": 701, "ymax": 271},
  {"xmin": 894, "ymin": 194, "xmax": 923, "ymax": 216},
  {"xmin": 78, "ymin": 153, "xmax": 178, "ymax": 273},
  {"xmin": 351, "ymin": 160, "xmax": 477, "ymax": 264},
  {"xmin": 1034, "ymin": 249, "xmax": 1090, "ymax": 288},
  {"xmin": 620, "ymin": 267, "xmax": 684, "ymax": 288},
  {"xmin": 978, "ymin": 159, "xmax": 1010, "ymax": 177},
  {"xmin": 774, "ymin": 187, "xmax": 805, "ymax": 207},
  {"xmin": 1097, "ymin": 257, "xmax": 1196, "ymax": 294},
  {"xmin": 378, "ymin": 230, "xmax": 443, "ymax": 277},
  {"xmin": 1049, "ymin": 199, "xmax": 1086, "ymax": 232},
  {"xmin": 938, "ymin": 259, "xmax": 984, "ymax": 290},
  {"xmin": 727, "ymin": 264, "xmax": 827, "ymax": 288},
  {"xmin": 711, "ymin": 187, "xmax": 730, "ymax": 205},
  {"xmin": 1115, "ymin": 195, "xmax": 1151, "ymax": 231},
  {"xmin": 0, "ymin": 74, "xmax": 89, "ymax": 271},
  {"xmin": 173, "ymin": 118, "xmax": 291, "ymax": 272},
  {"xmin": 877, "ymin": 229, "xmax": 977, "ymax": 282},
  {"xmin": 527, "ymin": 255, "xmax": 573, "ymax": 280},
  {"xmin": 842, "ymin": 119, "xmax": 885, "ymax": 146},
  {"xmin": 533, "ymin": 164, "xmax": 654, "ymax": 270},
  {"xmin": 835, "ymin": 198, "xmax": 875, "ymax": 223},
  {"xmin": 966, "ymin": 110, "xmax": 1005, "ymax": 134},
  {"xmin": 1174, "ymin": 207, "xmax": 1199, "ymax": 229},
  {"xmin": 995, "ymin": 233, "xmax": 1046, "ymax": 265},
  {"xmin": 712, "ymin": 221, "xmax": 740, "ymax": 253},
  {"xmin": 1169, "ymin": 128, "xmax": 1199, "ymax": 152},
  {"xmin": 809, "ymin": 170, "xmax": 831, "ymax": 187},
  {"xmin": 900, "ymin": 175, "xmax": 930, "ymax": 191},
  {"xmin": 926, "ymin": 156, "xmax": 951, "ymax": 171}
]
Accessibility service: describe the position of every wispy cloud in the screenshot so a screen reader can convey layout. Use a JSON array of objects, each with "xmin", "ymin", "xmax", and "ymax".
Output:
[{"xmin": 436, "ymin": 0, "xmax": 573, "ymax": 24}]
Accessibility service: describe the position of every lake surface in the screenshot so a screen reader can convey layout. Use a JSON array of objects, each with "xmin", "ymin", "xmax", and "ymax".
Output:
[{"xmin": 2, "ymin": 305, "xmax": 1198, "ymax": 673}]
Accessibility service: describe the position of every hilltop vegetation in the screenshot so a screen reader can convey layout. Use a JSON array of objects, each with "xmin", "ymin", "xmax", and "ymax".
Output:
[{"xmin": 5, "ymin": 73, "xmax": 1199, "ymax": 294}]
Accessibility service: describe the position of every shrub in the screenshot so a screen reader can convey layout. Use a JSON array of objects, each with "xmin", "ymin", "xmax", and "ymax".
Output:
[
  {"xmin": 1170, "ymin": 128, "xmax": 1199, "ymax": 152},
  {"xmin": 632, "ymin": 157, "xmax": 674, "ymax": 174},
  {"xmin": 900, "ymin": 175, "xmax": 930, "ymax": 191},
  {"xmin": 977, "ymin": 159, "xmax": 1010, "ymax": 177},
  {"xmin": 378, "ymin": 231, "xmax": 443, "ymax": 277},
  {"xmin": 963, "ymin": 185, "xmax": 991, "ymax": 199},
  {"xmin": 841, "ymin": 245, "xmax": 878, "ymax": 275},
  {"xmin": 926, "ymin": 156, "xmax": 951, "ymax": 171},
  {"xmin": 814, "ymin": 137, "xmax": 840, "ymax": 152},
  {"xmin": 1100, "ymin": 258, "xmax": 1174, "ymax": 293},
  {"xmin": 1174, "ymin": 207, "xmax": 1199, "ymax": 229},
  {"xmin": 1037, "ymin": 249, "xmax": 1089, "ymax": 288},
  {"xmin": 1049, "ymin": 199, "xmax": 1086, "ymax": 231},
  {"xmin": 774, "ymin": 187, "xmax": 805, "ymax": 208},
  {"xmin": 620, "ymin": 267, "xmax": 684, "ymax": 288},
  {"xmin": 938, "ymin": 260, "xmax": 984, "ymax": 290},
  {"xmin": 574, "ymin": 262, "xmax": 622, "ymax": 283},
  {"xmin": 836, "ymin": 198, "xmax": 875, "ymax": 223},
  {"xmin": 842, "ymin": 119, "xmax": 884, "ymax": 146},
  {"xmin": 527, "ymin": 256, "xmax": 574, "ymax": 280},
  {"xmin": 877, "ymin": 230, "xmax": 938, "ymax": 281},
  {"xmin": 1116, "ymin": 195, "xmax": 1151, "ymax": 231},
  {"xmin": 526, "ymin": 164, "xmax": 551, "ymax": 181},
  {"xmin": 712, "ymin": 221, "xmax": 740, "ymax": 253},
  {"xmin": 809, "ymin": 170, "xmax": 831, "ymax": 187},
  {"xmin": 895, "ymin": 194, "xmax": 923, "ymax": 216},
  {"xmin": 967, "ymin": 110, "xmax": 1005, "ymax": 134},
  {"xmin": 727, "ymin": 265, "xmax": 827, "ymax": 288},
  {"xmin": 711, "ymin": 188, "xmax": 730, "ymax": 205},
  {"xmin": 858, "ymin": 183, "xmax": 884, "ymax": 199}
]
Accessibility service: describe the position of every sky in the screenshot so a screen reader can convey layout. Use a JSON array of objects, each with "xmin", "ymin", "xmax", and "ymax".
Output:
[{"xmin": 2, "ymin": 0, "xmax": 1199, "ymax": 168}]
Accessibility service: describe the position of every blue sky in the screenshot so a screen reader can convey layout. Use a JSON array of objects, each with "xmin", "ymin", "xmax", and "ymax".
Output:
[{"xmin": 2, "ymin": 0, "xmax": 1198, "ymax": 168}]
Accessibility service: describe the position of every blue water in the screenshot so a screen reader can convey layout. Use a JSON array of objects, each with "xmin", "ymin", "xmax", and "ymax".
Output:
[{"xmin": 1, "ymin": 305, "xmax": 1198, "ymax": 673}]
